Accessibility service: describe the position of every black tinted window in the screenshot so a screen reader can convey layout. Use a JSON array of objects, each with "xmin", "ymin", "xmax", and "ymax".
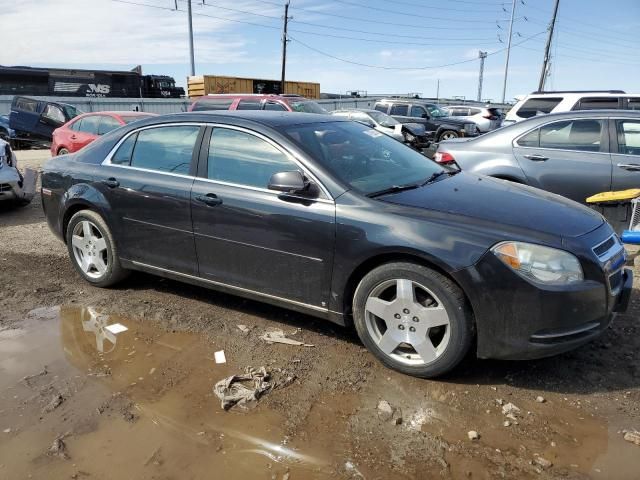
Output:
[
  {"xmin": 208, "ymin": 128, "xmax": 297, "ymax": 188},
  {"xmin": 517, "ymin": 97, "xmax": 562, "ymax": 118},
  {"xmin": 112, "ymin": 133, "xmax": 137, "ymax": 165},
  {"xmin": 627, "ymin": 98, "xmax": 640, "ymax": 111},
  {"xmin": 191, "ymin": 99, "xmax": 233, "ymax": 111},
  {"xmin": 616, "ymin": 120, "xmax": 640, "ymax": 155},
  {"xmin": 374, "ymin": 104, "xmax": 389, "ymax": 113},
  {"xmin": 409, "ymin": 105, "xmax": 426, "ymax": 118},
  {"xmin": 539, "ymin": 119, "xmax": 603, "ymax": 152},
  {"xmin": 577, "ymin": 97, "xmax": 619, "ymax": 110},
  {"xmin": 97, "ymin": 116, "xmax": 122, "ymax": 135},
  {"xmin": 517, "ymin": 129, "xmax": 540, "ymax": 147},
  {"xmin": 130, "ymin": 126, "xmax": 200, "ymax": 174},
  {"xmin": 390, "ymin": 104, "xmax": 409, "ymax": 116},
  {"xmin": 79, "ymin": 116, "xmax": 101, "ymax": 135},
  {"xmin": 236, "ymin": 100, "xmax": 262, "ymax": 110},
  {"xmin": 264, "ymin": 102, "xmax": 287, "ymax": 111},
  {"xmin": 15, "ymin": 97, "xmax": 38, "ymax": 112}
]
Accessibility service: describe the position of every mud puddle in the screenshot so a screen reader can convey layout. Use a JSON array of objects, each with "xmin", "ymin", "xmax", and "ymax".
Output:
[{"xmin": 0, "ymin": 306, "xmax": 361, "ymax": 479}]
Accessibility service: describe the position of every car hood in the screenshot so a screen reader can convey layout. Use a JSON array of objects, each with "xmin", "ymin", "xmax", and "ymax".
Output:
[{"xmin": 379, "ymin": 173, "xmax": 603, "ymax": 238}]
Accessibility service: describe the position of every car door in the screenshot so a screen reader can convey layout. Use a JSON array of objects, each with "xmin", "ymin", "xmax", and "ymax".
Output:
[
  {"xmin": 611, "ymin": 118, "xmax": 640, "ymax": 190},
  {"xmin": 71, "ymin": 115, "xmax": 101, "ymax": 151},
  {"xmin": 512, "ymin": 118, "xmax": 612, "ymax": 202},
  {"xmin": 190, "ymin": 125, "xmax": 336, "ymax": 308},
  {"xmin": 98, "ymin": 123, "xmax": 204, "ymax": 274},
  {"xmin": 408, "ymin": 105, "xmax": 439, "ymax": 133}
]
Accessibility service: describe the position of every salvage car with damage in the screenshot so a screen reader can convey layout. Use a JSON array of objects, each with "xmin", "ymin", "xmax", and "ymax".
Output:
[
  {"xmin": 0, "ymin": 138, "xmax": 36, "ymax": 206},
  {"xmin": 41, "ymin": 111, "xmax": 632, "ymax": 378}
]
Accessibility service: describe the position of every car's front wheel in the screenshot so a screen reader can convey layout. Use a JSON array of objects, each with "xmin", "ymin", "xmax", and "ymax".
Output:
[
  {"xmin": 353, "ymin": 262, "xmax": 474, "ymax": 378},
  {"xmin": 438, "ymin": 130, "xmax": 459, "ymax": 142},
  {"xmin": 66, "ymin": 210, "xmax": 129, "ymax": 287}
]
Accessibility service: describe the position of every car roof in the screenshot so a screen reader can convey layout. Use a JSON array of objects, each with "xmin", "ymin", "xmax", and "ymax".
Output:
[
  {"xmin": 142, "ymin": 110, "xmax": 348, "ymax": 128},
  {"xmin": 519, "ymin": 109, "xmax": 640, "ymax": 121},
  {"xmin": 377, "ymin": 99, "xmax": 437, "ymax": 105}
]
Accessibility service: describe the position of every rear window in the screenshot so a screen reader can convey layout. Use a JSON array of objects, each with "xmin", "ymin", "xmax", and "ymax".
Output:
[
  {"xmin": 191, "ymin": 98, "xmax": 233, "ymax": 111},
  {"xmin": 575, "ymin": 97, "xmax": 620, "ymax": 110},
  {"xmin": 516, "ymin": 97, "xmax": 563, "ymax": 118}
]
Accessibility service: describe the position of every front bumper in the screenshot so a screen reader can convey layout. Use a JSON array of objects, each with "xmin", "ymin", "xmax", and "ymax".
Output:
[{"xmin": 454, "ymin": 252, "xmax": 633, "ymax": 361}]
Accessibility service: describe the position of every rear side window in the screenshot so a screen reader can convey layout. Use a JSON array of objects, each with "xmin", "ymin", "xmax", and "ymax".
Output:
[
  {"xmin": 15, "ymin": 97, "xmax": 38, "ymax": 112},
  {"xmin": 516, "ymin": 97, "xmax": 563, "ymax": 118},
  {"xmin": 450, "ymin": 108, "xmax": 469, "ymax": 117},
  {"xmin": 539, "ymin": 119, "xmax": 603, "ymax": 152},
  {"xmin": 616, "ymin": 120, "xmax": 640, "ymax": 155},
  {"xmin": 130, "ymin": 126, "xmax": 200, "ymax": 174},
  {"xmin": 111, "ymin": 133, "xmax": 137, "ymax": 165},
  {"xmin": 236, "ymin": 100, "xmax": 262, "ymax": 110},
  {"xmin": 97, "ymin": 116, "xmax": 122, "ymax": 135},
  {"xmin": 207, "ymin": 128, "xmax": 298, "ymax": 188},
  {"xmin": 70, "ymin": 119, "xmax": 83, "ymax": 132},
  {"xmin": 627, "ymin": 98, "xmax": 640, "ymax": 110},
  {"xmin": 374, "ymin": 104, "xmax": 389, "ymax": 114},
  {"xmin": 576, "ymin": 97, "xmax": 620, "ymax": 110},
  {"xmin": 78, "ymin": 115, "xmax": 101, "ymax": 135},
  {"xmin": 390, "ymin": 104, "xmax": 408, "ymax": 116},
  {"xmin": 191, "ymin": 98, "xmax": 233, "ymax": 111},
  {"xmin": 469, "ymin": 108, "xmax": 482, "ymax": 115}
]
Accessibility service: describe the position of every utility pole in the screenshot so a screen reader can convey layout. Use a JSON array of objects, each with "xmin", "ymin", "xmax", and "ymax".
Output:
[
  {"xmin": 436, "ymin": 78, "xmax": 440, "ymax": 101},
  {"xmin": 280, "ymin": 1, "xmax": 291, "ymax": 95},
  {"xmin": 501, "ymin": 0, "xmax": 517, "ymax": 103},
  {"xmin": 477, "ymin": 51, "xmax": 487, "ymax": 102},
  {"xmin": 187, "ymin": 0, "xmax": 195, "ymax": 76},
  {"xmin": 538, "ymin": 0, "xmax": 560, "ymax": 91}
]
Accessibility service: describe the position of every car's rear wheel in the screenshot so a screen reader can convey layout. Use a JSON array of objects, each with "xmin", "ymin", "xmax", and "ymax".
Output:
[
  {"xmin": 438, "ymin": 130, "xmax": 459, "ymax": 142},
  {"xmin": 58, "ymin": 148, "xmax": 70, "ymax": 156},
  {"xmin": 66, "ymin": 210, "xmax": 129, "ymax": 287},
  {"xmin": 353, "ymin": 262, "xmax": 474, "ymax": 378}
]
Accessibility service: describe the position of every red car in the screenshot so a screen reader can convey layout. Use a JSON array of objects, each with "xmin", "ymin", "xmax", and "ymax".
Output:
[
  {"xmin": 188, "ymin": 94, "xmax": 327, "ymax": 114},
  {"xmin": 51, "ymin": 111, "xmax": 157, "ymax": 156}
]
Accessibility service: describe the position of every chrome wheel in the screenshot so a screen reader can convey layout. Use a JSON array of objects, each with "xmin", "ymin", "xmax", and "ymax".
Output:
[
  {"xmin": 440, "ymin": 131, "xmax": 458, "ymax": 141},
  {"xmin": 71, "ymin": 220, "xmax": 109, "ymax": 279},
  {"xmin": 364, "ymin": 278, "xmax": 451, "ymax": 366}
]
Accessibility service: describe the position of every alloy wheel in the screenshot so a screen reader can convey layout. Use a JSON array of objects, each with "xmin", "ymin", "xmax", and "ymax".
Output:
[
  {"xmin": 71, "ymin": 220, "xmax": 109, "ymax": 279},
  {"xmin": 364, "ymin": 278, "xmax": 451, "ymax": 366}
]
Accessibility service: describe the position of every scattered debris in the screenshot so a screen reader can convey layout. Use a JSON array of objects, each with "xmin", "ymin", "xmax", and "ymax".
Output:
[
  {"xmin": 22, "ymin": 366, "xmax": 48, "ymax": 385},
  {"xmin": 502, "ymin": 402, "xmax": 521, "ymax": 417},
  {"xmin": 149, "ymin": 368, "xmax": 156, "ymax": 375},
  {"xmin": 533, "ymin": 456, "xmax": 553, "ymax": 469},
  {"xmin": 468, "ymin": 430, "xmax": 480, "ymax": 441},
  {"xmin": 377, "ymin": 400, "xmax": 394, "ymax": 421},
  {"xmin": 105, "ymin": 323, "xmax": 128, "ymax": 334},
  {"xmin": 214, "ymin": 350, "xmax": 226, "ymax": 364},
  {"xmin": 236, "ymin": 325, "xmax": 251, "ymax": 334},
  {"xmin": 624, "ymin": 431, "xmax": 640, "ymax": 446},
  {"xmin": 536, "ymin": 396, "xmax": 546, "ymax": 403},
  {"xmin": 259, "ymin": 329, "xmax": 314, "ymax": 347},
  {"xmin": 3, "ymin": 428, "xmax": 11, "ymax": 433},
  {"xmin": 48, "ymin": 437, "xmax": 69, "ymax": 460},
  {"xmin": 42, "ymin": 394, "xmax": 64, "ymax": 413},
  {"xmin": 503, "ymin": 420, "xmax": 511, "ymax": 427},
  {"xmin": 213, "ymin": 366, "xmax": 272, "ymax": 410}
]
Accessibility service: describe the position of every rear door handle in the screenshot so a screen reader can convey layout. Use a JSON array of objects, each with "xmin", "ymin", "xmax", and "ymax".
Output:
[
  {"xmin": 617, "ymin": 163, "xmax": 640, "ymax": 171},
  {"xmin": 523, "ymin": 154, "xmax": 549, "ymax": 161},
  {"xmin": 101, "ymin": 178, "xmax": 119, "ymax": 188},
  {"xmin": 195, "ymin": 193, "xmax": 223, "ymax": 207},
  {"xmin": 70, "ymin": 135, "xmax": 77, "ymax": 140}
]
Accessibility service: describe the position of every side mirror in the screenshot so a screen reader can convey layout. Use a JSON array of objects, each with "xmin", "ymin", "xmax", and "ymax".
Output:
[{"xmin": 268, "ymin": 170, "xmax": 309, "ymax": 194}]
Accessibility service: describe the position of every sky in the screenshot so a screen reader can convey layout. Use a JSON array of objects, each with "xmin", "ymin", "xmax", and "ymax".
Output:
[{"xmin": 2, "ymin": 0, "xmax": 639, "ymax": 102}]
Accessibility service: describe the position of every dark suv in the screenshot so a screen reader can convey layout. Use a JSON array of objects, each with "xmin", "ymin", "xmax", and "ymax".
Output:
[{"xmin": 374, "ymin": 99, "xmax": 479, "ymax": 143}]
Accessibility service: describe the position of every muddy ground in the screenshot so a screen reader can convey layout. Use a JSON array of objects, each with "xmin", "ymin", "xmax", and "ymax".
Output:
[{"xmin": 1, "ymin": 150, "xmax": 640, "ymax": 479}]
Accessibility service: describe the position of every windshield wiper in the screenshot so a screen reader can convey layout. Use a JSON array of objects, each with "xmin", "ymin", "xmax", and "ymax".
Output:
[
  {"xmin": 366, "ymin": 183, "xmax": 421, "ymax": 198},
  {"xmin": 420, "ymin": 169, "xmax": 459, "ymax": 186}
]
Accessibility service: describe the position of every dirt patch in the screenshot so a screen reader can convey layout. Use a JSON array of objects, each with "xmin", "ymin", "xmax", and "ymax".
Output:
[{"xmin": 1, "ymin": 150, "xmax": 640, "ymax": 479}]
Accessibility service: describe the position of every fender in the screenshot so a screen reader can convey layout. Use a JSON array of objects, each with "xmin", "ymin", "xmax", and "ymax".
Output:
[{"xmin": 59, "ymin": 182, "xmax": 115, "ymax": 242}]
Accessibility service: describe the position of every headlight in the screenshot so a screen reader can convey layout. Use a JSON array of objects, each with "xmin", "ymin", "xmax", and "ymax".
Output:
[{"xmin": 492, "ymin": 242, "xmax": 583, "ymax": 285}]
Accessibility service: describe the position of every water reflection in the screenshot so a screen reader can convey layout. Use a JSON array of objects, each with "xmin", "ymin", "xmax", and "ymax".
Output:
[{"xmin": 80, "ymin": 307, "xmax": 118, "ymax": 353}]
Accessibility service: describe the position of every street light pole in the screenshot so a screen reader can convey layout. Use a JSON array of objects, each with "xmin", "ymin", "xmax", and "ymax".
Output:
[
  {"xmin": 280, "ymin": 1, "xmax": 290, "ymax": 95},
  {"xmin": 187, "ymin": 0, "xmax": 195, "ymax": 76},
  {"xmin": 477, "ymin": 51, "xmax": 487, "ymax": 102}
]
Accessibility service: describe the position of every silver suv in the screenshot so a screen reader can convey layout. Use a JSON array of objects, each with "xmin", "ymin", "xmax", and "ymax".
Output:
[{"xmin": 444, "ymin": 105, "xmax": 503, "ymax": 132}]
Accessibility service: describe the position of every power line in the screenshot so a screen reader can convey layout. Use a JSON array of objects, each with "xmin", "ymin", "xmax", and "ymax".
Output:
[
  {"xmin": 288, "ymin": 30, "xmax": 546, "ymax": 70},
  {"xmin": 385, "ymin": 0, "xmax": 505, "ymax": 8}
]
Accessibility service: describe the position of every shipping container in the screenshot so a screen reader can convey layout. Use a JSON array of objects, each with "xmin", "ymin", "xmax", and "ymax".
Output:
[{"xmin": 188, "ymin": 75, "xmax": 320, "ymax": 99}]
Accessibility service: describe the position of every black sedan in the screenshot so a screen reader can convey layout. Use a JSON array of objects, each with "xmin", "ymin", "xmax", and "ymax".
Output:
[{"xmin": 41, "ymin": 111, "xmax": 632, "ymax": 378}]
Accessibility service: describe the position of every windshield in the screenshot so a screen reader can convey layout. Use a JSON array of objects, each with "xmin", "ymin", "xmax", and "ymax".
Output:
[
  {"xmin": 289, "ymin": 100, "xmax": 328, "ymax": 114},
  {"xmin": 62, "ymin": 105, "xmax": 80, "ymax": 120},
  {"xmin": 426, "ymin": 105, "xmax": 448, "ymax": 118},
  {"xmin": 368, "ymin": 110, "xmax": 399, "ymax": 128},
  {"xmin": 282, "ymin": 121, "xmax": 443, "ymax": 195}
]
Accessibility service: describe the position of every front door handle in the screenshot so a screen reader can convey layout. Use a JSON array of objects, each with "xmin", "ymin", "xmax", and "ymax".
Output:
[
  {"xmin": 617, "ymin": 163, "xmax": 640, "ymax": 171},
  {"xmin": 195, "ymin": 193, "xmax": 223, "ymax": 207},
  {"xmin": 523, "ymin": 154, "xmax": 549, "ymax": 161},
  {"xmin": 101, "ymin": 178, "xmax": 119, "ymax": 188}
]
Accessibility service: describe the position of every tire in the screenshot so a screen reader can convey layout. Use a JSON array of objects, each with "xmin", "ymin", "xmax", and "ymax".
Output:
[
  {"xmin": 353, "ymin": 262, "xmax": 474, "ymax": 378},
  {"xmin": 438, "ymin": 130, "xmax": 459, "ymax": 142},
  {"xmin": 58, "ymin": 148, "xmax": 70, "ymax": 156},
  {"xmin": 65, "ymin": 210, "xmax": 129, "ymax": 287}
]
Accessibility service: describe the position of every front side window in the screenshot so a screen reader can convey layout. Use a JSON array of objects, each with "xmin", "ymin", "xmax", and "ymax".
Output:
[
  {"xmin": 539, "ymin": 119, "xmax": 603, "ymax": 152},
  {"xmin": 42, "ymin": 105, "xmax": 66, "ymax": 124},
  {"xmin": 208, "ymin": 128, "xmax": 298, "ymax": 188},
  {"xmin": 282, "ymin": 121, "xmax": 443, "ymax": 195},
  {"xmin": 374, "ymin": 104, "xmax": 389, "ymax": 114},
  {"xmin": 390, "ymin": 104, "xmax": 408, "ymax": 116},
  {"xmin": 97, "ymin": 116, "xmax": 123, "ymax": 135},
  {"xmin": 409, "ymin": 105, "xmax": 426, "ymax": 118},
  {"xmin": 15, "ymin": 97, "xmax": 38, "ymax": 112},
  {"xmin": 78, "ymin": 116, "xmax": 101, "ymax": 135},
  {"xmin": 130, "ymin": 126, "xmax": 200, "ymax": 174},
  {"xmin": 517, "ymin": 97, "xmax": 563, "ymax": 118},
  {"xmin": 616, "ymin": 120, "xmax": 640, "ymax": 155}
]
